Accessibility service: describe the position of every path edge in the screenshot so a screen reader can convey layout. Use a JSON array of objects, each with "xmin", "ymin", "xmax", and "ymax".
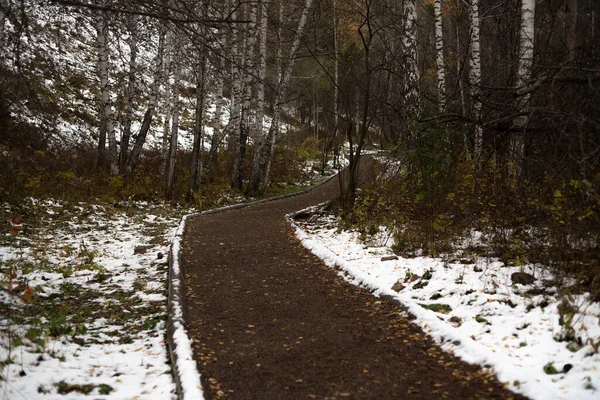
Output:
[{"xmin": 167, "ymin": 173, "xmax": 338, "ymax": 400}]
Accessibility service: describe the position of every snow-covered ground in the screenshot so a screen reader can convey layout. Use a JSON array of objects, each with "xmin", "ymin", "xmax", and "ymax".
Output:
[
  {"xmin": 290, "ymin": 205, "xmax": 600, "ymax": 400},
  {"xmin": 0, "ymin": 199, "xmax": 192, "ymax": 399}
]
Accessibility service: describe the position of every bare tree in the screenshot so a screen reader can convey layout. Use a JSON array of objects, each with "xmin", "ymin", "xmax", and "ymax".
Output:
[
  {"xmin": 403, "ymin": 0, "xmax": 420, "ymax": 117},
  {"xmin": 434, "ymin": 0, "xmax": 446, "ymax": 113},
  {"xmin": 95, "ymin": 3, "xmax": 118, "ymax": 175},
  {"xmin": 165, "ymin": 37, "xmax": 182, "ymax": 199},
  {"xmin": 119, "ymin": 14, "xmax": 139, "ymax": 169},
  {"xmin": 468, "ymin": 0, "xmax": 482, "ymax": 160},
  {"xmin": 511, "ymin": 0, "xmax": 535, "ymax": 177}
]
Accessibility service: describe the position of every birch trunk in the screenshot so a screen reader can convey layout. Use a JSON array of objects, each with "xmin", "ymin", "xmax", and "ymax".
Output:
[
  {"xmin": 403, "ymin": 0, "xmax": 420, "ymax": 118},
  {"xmin": 469, "ymin": 0, "xmax": 483, "ymax": 160},
  {"xmin": 261, "ymin": 0, "xmax": 313, "ymax": 192},
  {"xmin": 512, "ymin": 0, "xmax": 536, "ymax": 176},
  {"xmin": 434, "ymin": 0, "xmax": 446, "ymax": 113},
  {"xmin": 125, "ymin": 19, "xmax": 165, "ymax": 183},
  {"xmin": 187, "ymin": 48, "xmax": 208, "ymax": 201},
  {"xmin": 246, "ymin": 0, "xmax": 270, "ymax": 196},
  {"xmin": 160, "ymin": 30, "xmax": 173, "ymax": 178},
  {"xmin": 120, "ymin": 15, "xmax": 138, "ymax": 169},
  {"xmin": 229, "ymin": 5, "xmax": 244, "ymax": 189},
  {"xmin": 165, "ymin": 42, "xmax": 182, "ymax": 200},
  {"xmin": 95, "ymin": 7, "xmax": 117, "ymax": 175},
  {"xmin": 206, "ymin": 1, "xmax": 228, "ymax": 180},
  {"xmin": 234, "ymin": 1, "xmax": 258, "ymax": 190}
]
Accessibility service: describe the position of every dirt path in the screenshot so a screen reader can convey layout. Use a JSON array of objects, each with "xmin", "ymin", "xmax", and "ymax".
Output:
[{"xmin": 180, "ymin": 163, "xmax": 524, "ymax": 399}]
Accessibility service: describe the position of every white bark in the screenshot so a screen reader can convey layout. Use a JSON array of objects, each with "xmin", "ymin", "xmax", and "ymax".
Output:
[
  {"xmin": 469, "ymin": 0, "xmax": 483, "ymax": 160},
  {"xmin": 434, "ymin": 0, "xmax": 446, "ymax": 113},
  {"xmin": 165, "ymin": 41, "xmax": 182, "ymax": 199},
  {"xmin": 512, "ymin": 0, "xmax": 536, "ymax": 173},
  {"xmin": 120, "ymin": 15, "xmax": 138, "ymax": 168},
  {"xmin": 125, "ymin": 19, "xmax": 164, "ymax": 182},
  {"xmin": 262, "ymin": 0, "xmax": 313, "ymax": 191},
  {"xmin": 403, "ymin": 0, "xmax": 420, "ymax": 117},
  {"xmin": 246, "ymin": 0, "xmax": 270, "ymax": 195},
  {"xmin": 160, "ymin": 30, "xmax": 172, "ymax": 178},
  {"xmin": 233, "ymin": 1, "xmax": 258, "ymax": 189},
  {"xmin": 95, "ymin": 7, "xmax": 117, "ymax": 175},
  {"xmin": 229, "ymin": 5, "xmax": 244, "ymax": 189}
]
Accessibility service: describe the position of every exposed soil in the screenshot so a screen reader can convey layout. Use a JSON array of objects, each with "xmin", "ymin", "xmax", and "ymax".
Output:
[{"xmin": 181, "ymin": 160, "xmax": 525, "ymax": 399}]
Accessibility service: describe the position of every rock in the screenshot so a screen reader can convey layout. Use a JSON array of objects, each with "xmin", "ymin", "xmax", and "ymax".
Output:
[
  {"xmin": 381, "ymin": 255, "xmax": 399, "ymax": 262},
  {"xmin": 566, "ymin": 342, "xmax": 581, "ymax": 352},
  {"xmin": 391, "ymin": 283, "xmax": 405, "ymax": 292},
  {"xmin": 293, "ymin": 211, "xmax": 313, "ymax": 220},
  {"xmin": 563, "ymin": 364, "xmax": 573, "ymax": 373},
  {"xmin": 409, "ymin": 274, "xmax": 420, "ymax": 283},
  {"xmin": 157, "ymin": 252, "xmax": 164, "ymax": 260},
  {"xmin": 511, "ymin": 272, "xmax": 535, "ymax": 285},
  {"xmin": 134, "ymin": 245, "xmax": 152, "ymax": 255}
]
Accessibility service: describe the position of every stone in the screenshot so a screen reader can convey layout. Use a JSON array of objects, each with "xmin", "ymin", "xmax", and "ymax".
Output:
[
  {"xmin": 381, "ymin": 255, "xmax": 399, "ymax": 262},
  {"xmin": 511, "ymin": 272, "xmax": 535, "ymax": 285},
  {"xmin": 566, "ymin": 342, "xmax": 581, "ymax": 353},
  {"xmin": 391, "ymin": 283, "xmax": 405, "ymax": 292}
]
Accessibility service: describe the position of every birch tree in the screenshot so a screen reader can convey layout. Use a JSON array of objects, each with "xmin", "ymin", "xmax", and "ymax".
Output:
[
  {"xmin": 229, "ymin": 4, "xmax": 244, "ymax": 189},
  {"xmin": 469, "ymin": 0, "xmax": 482, "ymax": 160},
  {"xmin": 187, "ymin": 2, "xmax": 208, "ymax": 201},
  {"xmin": 246, "ymin": 0, "xmax": 314, "ymax": 195},
  {"xmin": 165, "ymin": 39, "xmax": 182, "ymax": 199},
  {"xmin": 205, "ymin": 2, "xmax": 229, "ymax": 180},
  {"xmin": 403, "ymin": 0, "xmax": 420, "ymax": 117},
  {"xmin": 511, "ymin": 0, "xmax": 536, "ymax": 176},
  {"xmin": 125, "ymin": 19, "xmax": 165, "ymax": 183},
  {"xmin": 246, "ymin": 0, "xmax": 270, "ymax": 196},
  {"xmin": 160, "ymin": 29, "xmax": 173, "ymax": 178},
  {"xmin": 95, "ymin": 5, "xmax": 118, "ymax": 175},
  {"xmin": 120, "ymin": 15, "xmax": 138, "ymax": 169},
  {"xmin": 434, "ymin": 0, "xmax": 446, "ymax": 113}
]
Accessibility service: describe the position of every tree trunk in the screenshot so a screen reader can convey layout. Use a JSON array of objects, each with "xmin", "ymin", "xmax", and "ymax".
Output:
[
  {"xmin": 160, "ymin": 30, "xmax": 172, "ymax": 178},
  {"xmin": 120, "ymin": 15, "xmax": 138, "ymax": 170},
  {"xmin": 261, "ymin": 0, "xmax": 314, "ymax": 193},
  {"xmin": 469, "ymin": 0, "xmax": 483, "ymax": 160},
  {"xmin": 125, "ymin": 19, "xmax": 164, "ymax": 183},
  {"xmin": 95, "ymin": 6, "xmax": 117, "ymax": 174},
  {"xmin": 229, "ymin": 5, "xmax": 244, "ymax": 190},
  {"xmin": 511, "ymin": 0, "xmax": 536, "ymax": 177},
  {"xmin": 565, "ymin": 0, "xmax": 578, "ymax": 62},
  {"xmin": 403, "ymin": 0, "xmax": 420, "ymax": 118},
  {"xmin": 434, "ymin": 0, "xmax": 446, "ymax": 113},
  {"xmin": 165, "ymin": 42, "xmax": 181, "ymax": 200},
  {"xmin": 187, "ymin": 47, "xmax": 208, "ymax": 202},
  {"xmin": 246, "ymin": 0, "xmax": 270, "ymax": 196}
]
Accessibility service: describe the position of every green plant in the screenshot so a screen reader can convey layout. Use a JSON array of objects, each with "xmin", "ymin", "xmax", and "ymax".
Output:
[{"xmin": 543, "ymin": 362, "xmax": 559, "ymax": 375}]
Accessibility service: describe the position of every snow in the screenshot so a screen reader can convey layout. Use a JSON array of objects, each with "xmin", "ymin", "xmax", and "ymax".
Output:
[
  {"xmin": 169, "ymin": 215, "xmax": 204, "ymax": 399},
  {"xmin": 0, "ymin": 199, "xmax": 186, "ymax": 399},
  {"xmin": 288, "ymin": 204, "xmax": 600, "ymax": 400}
]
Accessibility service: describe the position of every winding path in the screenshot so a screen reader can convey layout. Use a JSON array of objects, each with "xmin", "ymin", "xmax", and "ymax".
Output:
[{"xmin": 179, "ymin": 163, "xmax": 523, "ymax": 399}]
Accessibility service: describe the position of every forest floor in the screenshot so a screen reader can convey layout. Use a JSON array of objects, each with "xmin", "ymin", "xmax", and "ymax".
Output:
[{"xmin": 180, "ymin": 159, "xmax": 528, "ymax": 400}]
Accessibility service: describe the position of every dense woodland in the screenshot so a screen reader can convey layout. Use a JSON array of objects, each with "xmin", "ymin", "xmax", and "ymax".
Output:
[{"xmin": 0, "ymin": 0, "xmax": 599, "ymax": 287}]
